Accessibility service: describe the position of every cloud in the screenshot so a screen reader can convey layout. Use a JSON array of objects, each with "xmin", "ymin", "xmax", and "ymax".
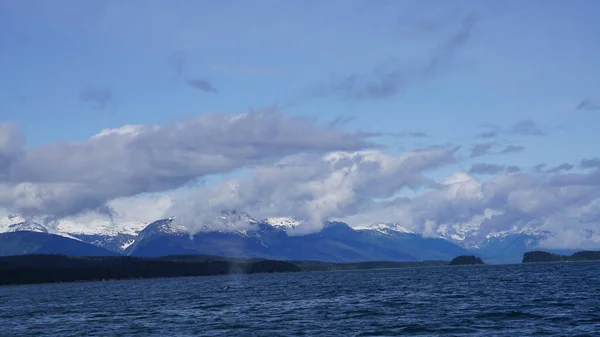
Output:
[
  {"xmin": 168, "ymin": 51, "xmax": 187, "ymax": 77},
  {"xmin": 505, "ymin": 165, "xmax": 521, "ymax": 173},
  {"xmin": 0, "ymin": 124, "xmax": 25, "ymax": 179},
  {"xmin": 327, "ymin": 116, "xmax": 355, "ymax": 128},
  {"xmin": 469, "ymin": 163, "xmax": 521, "ymax": 175},
  {"xmin": 576, "ymin": 98, "xmax": 599, "ymax": 111},
  {"xmin": 79, "ymin": 87, "xmax": 115, "ymax": 110},
  {"xmin": 310, "ymin": 14, "xmax": 478, "ymax": 100},
  {"xmin": 534, "ymin": 163, "xmax": 547, "ymax": 172},
  {"xmin": 0, "ymin": 110, "xmax": 377, "ymax": 217},
  {"xmin": 509, "ymin": 120, "xmax": 544, "ymax": 136},
  {"xmin": 469, "ymin": 142, "xmax": 495, "ymax": 158},
  {"xmin": 355, "ymin": 167, "xmax": 600, "ymax": 249},
  {"xmin": 546, "ymin": 163, "xmax": 574, "ymax": 174},
  {"xmin": 476, "ymin": 120, "xmax": 544, "ymax": 138},
  {"xmin": 170, "ymin": 148, "xmax": 457, "ymax": 234},
  {"xmin": 500, "ymin": 145, "xmax": 525, "ymax": 154},
  {"xmin": 187, "ymin": 78, "xmax": 218, "ymax": 93},
  {"xmin": 211, "ymin": 65, "xmax": 280, "ymax": 75},
  {"xmin": 469, "ymin": 163, "xmax": 505, "ymax": 175},
  {"xmin": 392, "ymin": 131, "xmax": 430, "ymax": 138},
  {"xmin": 580, "ymin": 158, "xmax": 600, "ymax": 169},
  {"xmin": 476, "ymin": 130, "xmax": 497, "ymax": 139}
]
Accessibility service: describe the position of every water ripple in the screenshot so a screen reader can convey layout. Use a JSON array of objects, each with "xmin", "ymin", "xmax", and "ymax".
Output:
[{"xmin": 1, "ymin": 262, "xmax": 599, "ymax": 336}]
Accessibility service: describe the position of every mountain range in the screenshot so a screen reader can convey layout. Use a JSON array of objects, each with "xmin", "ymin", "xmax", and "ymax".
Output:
[{"xmin": 0, "ymin": 212, "xmax": 570, "ymax": 263}]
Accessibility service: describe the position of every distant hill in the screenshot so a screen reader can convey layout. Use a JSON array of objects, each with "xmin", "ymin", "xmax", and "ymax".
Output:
[
  {"xmin": 0, "ymin": 232, "xmax": 118, "ymax": 257},
  {"xmin": 522, "ymin": 250, "xmax": 600, "ymax": 263}
]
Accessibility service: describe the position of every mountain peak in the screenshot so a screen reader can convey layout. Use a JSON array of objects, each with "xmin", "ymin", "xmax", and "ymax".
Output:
[
  {"xmin": 265, "ymin": 217, "xmax": 302, "ymax": 229},
  {"xmin": 8, "ymin": 220, "xmax": 49, "ymax": 234},
  {"xmin": 355, "ymin": 223, "xmax": 414, "ymax": 235}
]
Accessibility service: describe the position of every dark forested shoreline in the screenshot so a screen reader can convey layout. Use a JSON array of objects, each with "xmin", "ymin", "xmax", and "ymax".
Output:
[
  {"xmin": 0, "ymin": 254, "xmax": 302, "ymax": 286},
  {"xmin": 522, "ymin": 250, "xmax": 600, "ymax": 263},
  {"xmin": 8, "ymin": 250, "xmax": 600, "ymax": 287},
  {"xmin": 0, "ymin": 254, "xmax": 452, "ymax": 286}
]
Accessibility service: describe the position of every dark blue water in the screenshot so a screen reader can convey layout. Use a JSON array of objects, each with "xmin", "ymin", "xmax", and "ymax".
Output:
[{"xmin": 1, "ymin": 262, "xmax": 599, "ymax": 336}]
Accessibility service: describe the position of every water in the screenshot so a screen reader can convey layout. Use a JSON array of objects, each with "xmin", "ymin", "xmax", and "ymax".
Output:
[{"xmin": 1, "ymin": 262, "xmax": 599, "ymax": 336}]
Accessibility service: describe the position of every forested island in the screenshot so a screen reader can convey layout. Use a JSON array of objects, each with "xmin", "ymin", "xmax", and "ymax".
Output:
[
  {"xmin": 449, "ymin": 255, "xmax": 485, "ymax": 265},
  {"xmin": 0, "ymin": 254, "xmax": 301, "ymax": 286},
  {"xmin": 522, "ymin": 250, "xmax": 600, "ymax": 263}
]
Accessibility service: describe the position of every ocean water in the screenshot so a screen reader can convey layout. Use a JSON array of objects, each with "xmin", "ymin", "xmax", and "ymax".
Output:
[{"xmin": 1, "ymin": 262, "xmax": 599, "ymax": 336}]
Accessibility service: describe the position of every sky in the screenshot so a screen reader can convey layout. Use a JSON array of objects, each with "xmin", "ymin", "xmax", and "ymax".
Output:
[{"xmin": 1, "ymin": 0, "xmax": 600, "ymax": 248}]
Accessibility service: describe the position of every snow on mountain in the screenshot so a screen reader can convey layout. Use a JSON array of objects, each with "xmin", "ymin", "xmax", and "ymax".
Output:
[
  {"xmin": 485, "ymin": 226, "xmax": 550, "ymax": 240},
  {"xmin": 7, "ymin": 220, "xmax": 49, "ymax": 234},
  {"xmin": 0, "ymin": 214, "xmax": 51, "ymax": 235},
  {"xmin": 0, "ymin": 211, "xmax": 149, "ymax": 251},
  {"xmin": 56, "ymin": 217, "xmax": 148, "ymax": 237},
  {"xmin": 189, "ymin": 211, "xmax": 262, "ymax": 236},
  {"xmin": 0, "ymin": 214, "xmax": 25, "ymax": 232},
  {"xmin": 120, "ymin": 239, "xmax": 136, "ymax": 251},
  {"xmin": 0, "ymin": 214, "xmax": 88, "ymax": 241},
  {"xmin": 143, "ymin": 217, "xmax": 188, "ymax": 235},
  {"xmin": 266, "ymin": 217, "xmax": 303, "ymax": 229},
  {"xmin": 355, "ymin": 223, "xmax": 415, "ymax": 235}
]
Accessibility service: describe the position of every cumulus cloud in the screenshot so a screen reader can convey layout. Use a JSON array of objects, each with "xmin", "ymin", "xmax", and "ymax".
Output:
[
  {"xmin": 0, "ymin": 110, "xmax": 376, "ymax": 217},
  {"xmin": 187, "ymin": 78, "xmax": 218, "ymax": 93},
  {"xmin": 169, "ymin": 148, "xmax": 457, "ymax": 234},
  {"xmin": 397, "ymin": 168, "xmax": 600, "ymax": 248},
  {"xmin": 310, "ymin": 14, "xmax": 478, "ymax": 100},
  {"xmin": 79, "ymin": 87, "xmax": 115, "ymax": 110},
  {"xmin": 335, "ymin": 166, "xmax": 600, "ymax": 248}
]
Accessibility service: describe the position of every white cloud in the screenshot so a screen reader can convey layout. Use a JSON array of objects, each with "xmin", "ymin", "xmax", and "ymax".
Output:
[
  {"xmin": 169, "ymin": 148, "xmax": 456, "ymax": 234},
  {"xmin": 0, "ymin": 110, "xmax": 376, "ymax": 217}
]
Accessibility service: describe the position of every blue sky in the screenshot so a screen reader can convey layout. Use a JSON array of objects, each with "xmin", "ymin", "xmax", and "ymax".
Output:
[
  {"xmin": 1, "ymin": 1, "xmax": 600, "ymax": 245},
  {"xmin": 2, "ymin": 0, "xmax": 598, "ymax": 152}
]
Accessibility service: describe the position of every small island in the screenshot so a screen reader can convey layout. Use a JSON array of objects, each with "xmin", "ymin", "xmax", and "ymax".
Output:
[
  {"xmin": 522, "ymin": 250, "xmax": 600, "ymax": 263},
  {"xmin": 449, "ymin": 255, "xmax": 485, "ymax": 265}
]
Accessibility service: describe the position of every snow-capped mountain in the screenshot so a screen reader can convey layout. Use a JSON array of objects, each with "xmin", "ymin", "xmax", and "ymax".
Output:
[
  {"xmin": 141, "ymin": 217, "xmax": 187, "ymax": 236},
  {"xmin": 265, "ymin": 217, "xmax": 303, "ymax": 229},
  {"xmin": 123, "ymin": 216, "xmax": 469, "ymax": 261},
  {"xmin": 484, "ymin": 227, "xmax": 550, "ymax": 241},
  {"xmin": 355, "ymin": 223, "xmax": 415, "ymax": 236},
  {"xmin": 6, "ymin": 220, "xmax": 49, "ymax": 234},
  {"xmin": 0, "ymin": 209, "xmax": 578, "ymax": 263},
  {"xmin": 1, "ymin": 215, "xmax": 55, "ymax": 236},
  {"xmin": 0, "ymin": 212, "xmax": 147, "ymax": 253}
]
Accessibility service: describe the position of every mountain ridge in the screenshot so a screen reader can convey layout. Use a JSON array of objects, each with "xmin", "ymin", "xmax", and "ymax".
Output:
[{"xmin": 0, "ymin": 212, "xmax": 583, "ymax": 263}]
